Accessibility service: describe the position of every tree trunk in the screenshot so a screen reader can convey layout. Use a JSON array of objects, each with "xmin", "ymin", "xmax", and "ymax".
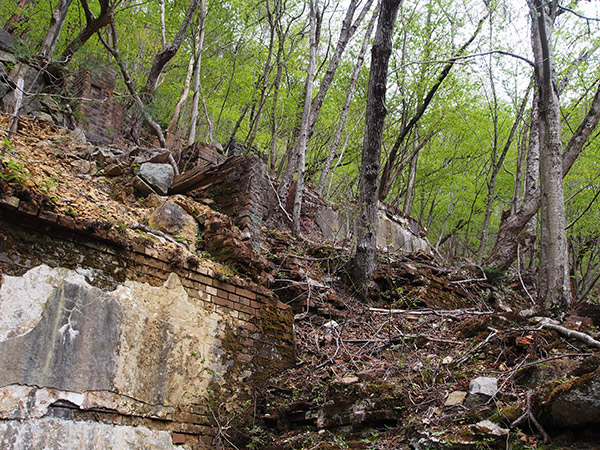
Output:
[
  {"xmin": 4, "ymin": 0, "xmax": 36, "ymax": 34},
  {"xmin": 476, "ymin": 81, "xmax": 532, "ymax": 263},
  {"xmin": 486, "ymin": 50, "xmax": 600, "ymax": 272},
  {"xmin": 130, "ymin": 0, "xmax": 200, "ymax": 144},
  {"xmin": 188, "ymin": 0, "xmax": 207, "ymax": 145},
  {"xmin": 532, "ymin": 0, "xmax": 571, "ymax": 317},
  {"xmin": 60, "ymin": 0, "xmax": 112, "ymax": 63},
  {"xmin": 316, "ymin": 8, "xmax": 377, "ymax": 195},
  {"xmin": 305, "ymin": 0, "xmax": 375, "ymax": 140},
  {"xmin": 352, "ymin": 0, "xmax": 402, "ymax": 292},
  {"xmin": 378, "ymin": 12, "xmax": 487, "ymax": 201},
  {"xmin": 39, "ymin": 0, "xmax": 74, "ymax": 59},
  {"xmin": 291, "ymin": 0, "xmax": 319, "ymax": 236}
]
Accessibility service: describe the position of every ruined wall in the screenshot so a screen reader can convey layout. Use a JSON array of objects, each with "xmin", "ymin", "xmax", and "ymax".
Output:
[
  {"xmin": 71, "ymin": 69, "xmax": 125, "ymax": 145},
  {"xmin": 0, "ymin": 205, "xmax": 294, "ymax": 449},
  {"xmin": 315, "ymin": 203, "xmax": 430, "ymax": 254}
]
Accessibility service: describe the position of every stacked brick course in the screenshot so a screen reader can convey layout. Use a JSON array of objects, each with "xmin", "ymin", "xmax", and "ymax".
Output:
[
  {"xmin": 0, "ymin": 198, "xmax": 294, "ymax": 448},
  {"xmin": 71, "ymin": 69, "xmax": 125, "ymax": 145}
]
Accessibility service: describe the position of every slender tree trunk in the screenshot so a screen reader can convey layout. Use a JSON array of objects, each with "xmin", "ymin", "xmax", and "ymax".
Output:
[
  {"xmin": 305, "ymin": 0, "xmax": 375, "ymax": 140},
  {"xmin": 4, "ymin": 0, "xmax": 36, "ymax": 34},
  {"xmin": 291, "ymin": 0, "xmax": 319, "ymax": 236},
  {"xmin": 476, "ymin": 82, "xmax": 532, "ymax": 263},
  {"xmin": 352, "ymin": 0, "xmax": 402, "ymax": 292},
  {"xmin": 129, "ymin": 0, "xmax": 200, "ymax": 144},
  {"xmin": 378, "ymin": 12, "xmax": 488, "ymax": 201},
  {"xmin": 486, "ymin": 54, "xmax": 600, "ymax": 271},
  {"xmin": 316, "ymin": 9, "xmax": 377, "ymax": 195},
  {"xmin": 39, "ymin": 0, "xmax": 74, "ymax": 59},
  {"xmin": 245, "ymin": 0, "xmax": 277, "ymax": 151},
  {"xmin": 166, "ymin": 48, "xmax": 196, "ymax": 145},
  {"xmin": 403, "ymin": 128, "xmax": 419, "ymax": 215},
  {"xmin": 188, "ymin": 0, "xmax": 207, "ymax": 145}
]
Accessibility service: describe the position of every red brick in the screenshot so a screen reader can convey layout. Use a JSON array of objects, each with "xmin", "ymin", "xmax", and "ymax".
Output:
[
  {"xmin": 250, "ymin": 300, "xmax": 262, "ymax": 309},
  {"xmin": 216, "ymin": 288, "xmax": 230, "ymax": 300},
  {"xmin": 214, "ymin": 297, "xmax": 234, "ymax": 309},
  {"xmin": 237, "ymin": 304, "xmax": 255, "ymax": 315},
  {"xmin": 235, "ymin": 287, "xmax": 256, "ymax": 300},
  {"xmin": 213, "ymin": 280, "xmax": 237, "ymax": 294},
  {"xmin": 19, "ymin": 201, "xmax": 38, "ymax": 216},
  {"xmin": 38, "ymin": 209, "xmax": 58, "ymax": 223},
  {"xmin": 190, "ymin": 272, "xmax": 213, "ymax": 286},
  {"xmin": 172, "ymin": 433, "xmax": 186, "ymax": 444}
]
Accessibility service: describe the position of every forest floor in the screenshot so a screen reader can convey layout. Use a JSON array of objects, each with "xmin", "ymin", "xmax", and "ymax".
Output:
[{"xmin": 2, "ymin": 113, "xmax": 600, "ymax": 449}]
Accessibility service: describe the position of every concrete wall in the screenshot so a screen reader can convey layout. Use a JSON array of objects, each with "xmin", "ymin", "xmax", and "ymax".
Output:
[
  {"xmin": 315, "ymin": 203, "xmax": 429, "ymax": 254},
  {"xmin": 0, "ymin": 204, "xmax": 294, "ymax": 449}
]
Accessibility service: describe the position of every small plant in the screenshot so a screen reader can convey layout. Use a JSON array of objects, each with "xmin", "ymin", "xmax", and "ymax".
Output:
[
  {"xmin": 65, "ymin": 207, "xmax": 79, "ymax": 217},
  {"xmin": 1, "ymin": 154, "xmax": 30, "ymax": 185}
]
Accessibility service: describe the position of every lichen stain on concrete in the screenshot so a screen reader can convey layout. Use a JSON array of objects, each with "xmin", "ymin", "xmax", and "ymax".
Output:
[{"xmin": 0, "ymin": 266, "xmax": 228, "ymax": 410}]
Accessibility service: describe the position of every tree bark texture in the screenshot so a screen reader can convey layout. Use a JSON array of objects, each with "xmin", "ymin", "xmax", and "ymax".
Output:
[
  {"xmin": 39, "ymin": 0, "xmax": 74, "ymax": 59},
  {"xmin": 532, "ymin": 0, "xmax": 571, "ymax": 317},
  {"xmin": 291, "ymin": 0, "xmax": 319, "ymax": 236},
  {"xmin": 352, "ymin": 0, "xmax": 402, "ymax": 291}
]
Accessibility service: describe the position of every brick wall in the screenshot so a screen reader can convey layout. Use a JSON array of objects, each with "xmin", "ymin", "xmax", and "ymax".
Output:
[
  {"xmin": 71, "ymin": 69, "xmax": 125, "ymax": 145},
  {"xmin": 0, "ymin": 197, "xmax": 294, "ymax": 448}
]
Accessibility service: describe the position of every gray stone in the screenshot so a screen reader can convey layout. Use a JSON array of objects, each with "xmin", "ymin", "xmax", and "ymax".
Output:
[
  {"xmin": 138, "ymin": 163, "xmax": 174, "ymax": 196},
  {"xmin": 147, "ymin": 200, "xmax": 199, "ymax": 251},
  {"xmin": 70, "ymin": 127, "xmax": 88, "ymax": 146},
  {"xmin": 469, "ymin": 377, "xmax": 498, "ymax": 397},
  {"xmin": 473, "ymin": 420, "xmax": 509, "ymax": 436},
  {"xmin": 103, "ymin": 163, "xmax": 122, "ymax": 176},
  {"xmin": 0, "ymin": 30, "xmax": 15, "ymax": 52},
  {"xmin": 132, "ymin": 149, "xmax": 171, "ymax": 165},
  {"xmin": 31, "ymin": 111, "xmax": 54, "ymax": 124},
  {"xmin": 71, "ymin": 159, "xmax": 93, "ymax": 174}
]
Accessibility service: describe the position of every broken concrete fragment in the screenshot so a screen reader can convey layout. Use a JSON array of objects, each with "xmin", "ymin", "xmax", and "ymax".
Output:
[
  {"xmin": 138, "ymin": 163, "xmax": 174, "ymax": 196},
  {"xmin": 132, "ymin": 175, "xmax": 156, "ymax": 197},
  {"xmin": 103, "ymin": 163, "xmax": 122, "ymax": 176}
]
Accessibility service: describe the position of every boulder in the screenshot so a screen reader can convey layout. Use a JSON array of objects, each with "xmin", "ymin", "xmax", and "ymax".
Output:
[
  {"xmin": 138, "ymin": 163, "xmax": 174, "ymax": 196},
  {"xmin": 537, "ymin": 367, "xmax": 600, "ymax": 428},
  {"xmin": 147, "ymin": 200, "xmax": 199, "ymax": 251}
]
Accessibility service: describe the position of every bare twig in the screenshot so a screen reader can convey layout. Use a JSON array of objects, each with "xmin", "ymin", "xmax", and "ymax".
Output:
[
  {"xmin": 537, "ymin": 318, "xmax": 600, "ymax": 348},
  {"xmin": 131, "ymin": 222, "xmax": 188, "ymax": 251},
  {"xmin": 267, "ymin": 176, "xmax": 292, "ymax": 222},
  {"xmin": 511, "ymin": 390, "xmax": 550, "ymax": 443},
  {"xmin": 457, "ymin": 327, "xmax": 499, "ymax": 365}
]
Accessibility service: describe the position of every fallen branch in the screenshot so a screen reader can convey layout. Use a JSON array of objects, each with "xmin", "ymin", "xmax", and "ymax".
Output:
[
  {"xmin": 346, "ymin": 334, "xmax": 460, "ymax": 346},
  {"xmin": 511, "ymin": 390, "xmax": 550, "ymax": 443},
  {"xmin": 132, "ymin": 222, "xmax": 188, "ymax": 251},
  {"xmin": 537, "ymin": 318, "xmax": 600, "ymax": 348},
  {"xmin": 267, "ymin": 175, "xmax": 292, "ymax": 222},
  {"xmin": 369, "ymin": 307, "xmax": 493, "ymax": 316},
  {"xmin": 456, "ymin": 327, "xmax": 499, "ymax": 365}
]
